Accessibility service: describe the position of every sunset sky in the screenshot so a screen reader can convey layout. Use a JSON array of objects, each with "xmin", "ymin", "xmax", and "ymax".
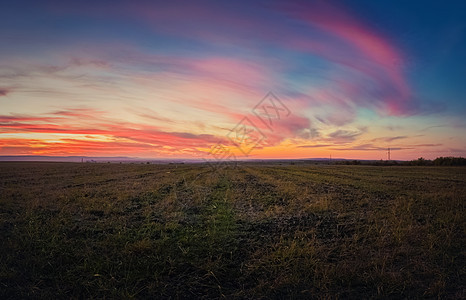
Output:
[{"xmin": 1, "ymin": 0, "xmax": 465, "ymax": 160}]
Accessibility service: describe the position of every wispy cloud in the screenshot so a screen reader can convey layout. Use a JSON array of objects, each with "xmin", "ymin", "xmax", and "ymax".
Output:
[
  {"xmin": 0, "ymin": 109, "xmax": 229, "ymax": 157},
  {"xmin": 331, "ymin": 144, "xmax": 412, "ymax": 151},
  {"xmin": 370, "ymin": 136, "xmax": 409, "ymax": 143},
  {"xmin": 325, "ymin": 127, "xmax": 367, "ymax": 144},
  {"xmin": 296, "ymin": 144, "xmax": 333, "ymax": 148}
]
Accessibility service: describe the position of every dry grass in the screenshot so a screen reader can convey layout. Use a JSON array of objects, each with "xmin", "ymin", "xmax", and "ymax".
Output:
[{"xmin": 0, "ymin": 162, "xmax": 465, "ymax": 298}]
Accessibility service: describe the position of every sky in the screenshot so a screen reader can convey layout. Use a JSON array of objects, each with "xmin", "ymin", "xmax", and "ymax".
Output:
[{"xmin": 0, "ymin": 0, "xmax": 465, "ymax": 160}]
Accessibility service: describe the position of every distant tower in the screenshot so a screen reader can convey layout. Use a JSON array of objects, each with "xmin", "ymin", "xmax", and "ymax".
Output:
[{"xmin": 387, "ymin": 148, "xmax": 391, "ymax": 161}]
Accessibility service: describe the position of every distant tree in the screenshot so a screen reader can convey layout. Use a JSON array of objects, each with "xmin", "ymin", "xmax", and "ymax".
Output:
[
  {"xmin": 409, "ymin": 157, "xmax": 432, "ymax": 166},
  {"xmin": 433, "ymin": 156, "xmax": 466, "ymax": 166}
]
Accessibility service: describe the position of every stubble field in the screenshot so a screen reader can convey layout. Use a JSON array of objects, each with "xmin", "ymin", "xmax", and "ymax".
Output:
[{"xmin": 1, "ymin": 162, "xmax": 465, "ymax": 298}]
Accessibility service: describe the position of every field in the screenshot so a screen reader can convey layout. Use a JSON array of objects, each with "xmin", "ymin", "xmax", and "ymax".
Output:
[{"xmin": 1, "ymin": 162, "xmax": 465, "ymax": 298}]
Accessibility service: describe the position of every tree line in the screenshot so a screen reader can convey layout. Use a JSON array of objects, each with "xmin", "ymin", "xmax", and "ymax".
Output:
[
  {"xmin": 407, "ymin": 156, "xmax": 466, "ymax": 166},
  {"xmin": 334, "ymin": 157, "xmax": 466, "ymax": 166}
]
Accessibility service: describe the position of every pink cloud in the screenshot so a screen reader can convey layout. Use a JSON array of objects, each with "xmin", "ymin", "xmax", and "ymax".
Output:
[
  {"xmin": 43, "ymin": 0, "xmax": 416, "ymax": 117},
  {"xmin": 282, "ymin": 0, "xmax": 412, "ymax": 115},
  {"xmin": 0, "ymin": 109, "xmax": 232, "ymax": 156}
]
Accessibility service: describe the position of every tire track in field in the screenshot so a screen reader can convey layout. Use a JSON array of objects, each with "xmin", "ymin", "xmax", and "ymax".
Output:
[
  {"xmin": 258, "ymin": 165, "xmax": 393, "ymax": 204},
  {"xmin": 227, "ymin": 167, "xmax": 357, "ymax": 251},
  {"xmin": 227, "ymin": 166, "xmax": 288, "ymax": 219},
  {"xmin": 147, "ymin": 168, "xmax": 247, "ymax": 298}
]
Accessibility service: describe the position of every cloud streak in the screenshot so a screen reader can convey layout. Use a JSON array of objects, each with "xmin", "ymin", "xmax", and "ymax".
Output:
[
  {"xmin": 280, "ymin": 0, "xmax": 415, "ymax": 116},
  {"xmin": 0, "ymin": 109, "xmax": 227, "ymax": 156}
]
